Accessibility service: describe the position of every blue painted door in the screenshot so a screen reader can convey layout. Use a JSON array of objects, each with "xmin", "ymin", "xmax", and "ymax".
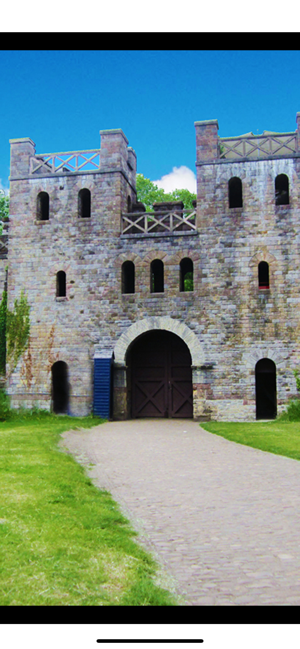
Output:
[{"xmin": 93, "ymin": 358, "xmax": 112, "ymax": 418}]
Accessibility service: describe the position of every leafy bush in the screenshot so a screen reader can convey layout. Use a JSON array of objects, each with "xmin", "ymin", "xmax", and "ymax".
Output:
[
  {"xmin": 279, "ymin": 369, "xmax": 300, "ymax": 420},
  {"xmin": 294, "ymin": 369, "xmax": 300, "ymax": 393},
  {"xmin": 0, "ymin": 286, "xmax": 31, "ymax": 379},
  {"xmin": 0, "ymin": 388, "xmax": 10, "ymax": 420},
  {"xmin": 6, "ymin": 290, "xmax": 30, "ymax": 377},
  {"xmin": 279, "ymin": 399, "xmax": 300, "ymax": 421}
]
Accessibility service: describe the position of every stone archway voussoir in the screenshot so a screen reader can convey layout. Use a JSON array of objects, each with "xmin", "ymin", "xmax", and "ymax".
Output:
[{"xmin": 114, "ymin": 317, "xmax": 205, "ymax": 366}]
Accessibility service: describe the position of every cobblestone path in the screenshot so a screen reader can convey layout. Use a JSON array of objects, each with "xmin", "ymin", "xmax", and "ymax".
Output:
[{"xmin": 61, "ymin": 419, "xmax": 300, "ymax": 605}]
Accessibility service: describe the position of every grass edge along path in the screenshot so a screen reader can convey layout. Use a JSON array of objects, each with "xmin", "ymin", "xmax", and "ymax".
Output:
[
  {"xmin": 0, "ymin": 411, "xmax": 177, "ymax": 606},
  {"xmin": 200, "ymin": 419, "xmax": 300, "ymax": 463}
]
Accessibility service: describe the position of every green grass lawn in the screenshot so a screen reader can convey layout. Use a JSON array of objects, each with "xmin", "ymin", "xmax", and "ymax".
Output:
[
  {"xmin": 200, "ymin": 419, "xmax": 300, "ymax": 462},
  {"xmin": 0, "ymin": 411, "xmax": 176, "ymax": 606}
]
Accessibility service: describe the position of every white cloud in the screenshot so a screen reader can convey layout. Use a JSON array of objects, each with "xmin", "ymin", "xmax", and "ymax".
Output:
[
  {"xmin": 153, "ymin": 166, "xmax": 197, "ymax": 194},
  {"xmin": 0, "ymin": 180, "xmax": 9, "ymax": 195}
]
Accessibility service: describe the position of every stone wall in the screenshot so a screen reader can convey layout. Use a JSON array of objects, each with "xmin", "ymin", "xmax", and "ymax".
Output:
[{"xmin": 7, "ymin": 114, "xmax": 300, "ymax": 420}]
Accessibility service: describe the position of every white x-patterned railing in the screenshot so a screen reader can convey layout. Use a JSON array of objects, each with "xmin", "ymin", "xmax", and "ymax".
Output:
[
  {"xmin": 121, "ymin": 209, "xmax": 197, "ymax": 235},
  {"xmin": 219, "ymin": 132, "xmax": 297, "ymax": 160},
  {"xmin": 30, "ymin": 150, "xmax": 101, "ymax": 175}
]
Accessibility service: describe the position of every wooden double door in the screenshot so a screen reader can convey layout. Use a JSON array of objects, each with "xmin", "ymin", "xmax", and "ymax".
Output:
[{"xmin": 131, "ymin": 331, "xmax": 193, "ymax": 418}]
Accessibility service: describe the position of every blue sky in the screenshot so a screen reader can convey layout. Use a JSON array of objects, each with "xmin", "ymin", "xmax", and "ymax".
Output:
[{"xmin": 1, "ymin": 50, "xmax": 300, "ymax": 194}]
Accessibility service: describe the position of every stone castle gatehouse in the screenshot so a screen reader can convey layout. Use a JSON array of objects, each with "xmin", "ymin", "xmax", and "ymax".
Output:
[{"xmin": 5, "ymin": 112, "xmax": 300, "ymax": 420}]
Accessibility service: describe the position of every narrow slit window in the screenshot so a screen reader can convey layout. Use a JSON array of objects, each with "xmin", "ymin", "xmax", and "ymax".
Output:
[
  {"xmin": 180, "ymin": 258, "xmax": 194, "ymax": 292},
  {"xmin": 151, "ymin": 259, "xmax": 164, "ymax": 293},
  {"xmin": 78, "ymin": 188, "xmax": 91, "ymax": 218},
  {"xmin": 37, "ymin": 192, "xmax": 49, "ymax": 221},
  {"xmin": 228, "ymin": 177, "xmax": 243, "ymax": 208},
  {"xmin": 56, "ymin": 271, "xmax": 66, "ymax": 297},
  {"xmin": 258, "ymin": 261, "xmax": 269, "ymax": 289},
  {"xmin": 275, "ymin": 174, "xmax": 289, "ymax": 205},
  {"xmin": 122, "ymin": 261, "xmax": 135, "ymax": 294}
]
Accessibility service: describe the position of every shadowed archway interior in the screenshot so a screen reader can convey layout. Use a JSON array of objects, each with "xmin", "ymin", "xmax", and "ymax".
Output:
[
  {"xmin": 255, "ymin": 358, "xmax": 277, "ymax": 420},
  {"xmin": 51, "ymin": 361, "xmax": 69, "ymax": 414}
]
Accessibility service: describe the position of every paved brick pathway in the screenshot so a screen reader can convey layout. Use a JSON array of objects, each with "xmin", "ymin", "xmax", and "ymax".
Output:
[{"xmin": 61, "ymin": 419, "xmax": 300, "ymax": 605}]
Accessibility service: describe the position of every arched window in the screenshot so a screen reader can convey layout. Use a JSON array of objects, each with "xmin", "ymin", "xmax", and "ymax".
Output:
[
  {"xmin": 56, "ymin": 271, "xmax": 66, "ymax": 297},
  {"xmin": 275, "ymin": 174, "xmax": 289, "ymax": 205},
  {"xmin": 180, "ymin": 258, "xmax": 194, "ymax": 292},
  {"xmin": 151, "ymin": 259, "xmax": 164, "ymax": 293},
  {"xmin": 122, "ymin": 261, "xmax": 135, "ymax": 294},
  {"xmin": 78, "ymin": 188, "xmax": 91, "ymax": 218},
  {"xmin": 228, "ymin": 177, "xmax": 243, "ymax": 208},
  {"xmin": 258, "ymin": 261, "xmax": 269, "ymax": 289},
  {"xmin": 37, "ymin": 191, "xmax": 49, "ymax": 221}
]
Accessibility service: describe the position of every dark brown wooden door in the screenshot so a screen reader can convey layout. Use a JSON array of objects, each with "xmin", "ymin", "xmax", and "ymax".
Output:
[{"xmin": 131, "ymin": 331, "xmax": 193, "ymax": 418}]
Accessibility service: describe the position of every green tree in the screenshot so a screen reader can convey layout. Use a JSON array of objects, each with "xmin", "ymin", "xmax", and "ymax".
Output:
[
  {"xmin": 0, "ymin": 193, "xmax": 9, "ymax": 236},
  {"xmin": 136, "ymin": 174, "xmax": 196, "ymax": 211},
  {"xmin": 135, "ymin": 175, "xmax": 166, "ymax": 211},
  {"xmin": 183, "ymin": 272, "xmax": 194, "ymax": 292},
  {"xmin": 0, "ymin": 194, "xmax": 9, "ymax": 222},
  {"xmin": 168, "ymin": 188, "xmax": 196, "ymax": 209}
]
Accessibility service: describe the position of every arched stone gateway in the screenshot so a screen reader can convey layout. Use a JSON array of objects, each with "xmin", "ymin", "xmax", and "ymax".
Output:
[
  {"xmin": 113, "ymin": 317, "xmax": 206, "ymax": 420},
  {"xmin": 114, "ymin": 317, "xmax": 205, "ymax": 366}
]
